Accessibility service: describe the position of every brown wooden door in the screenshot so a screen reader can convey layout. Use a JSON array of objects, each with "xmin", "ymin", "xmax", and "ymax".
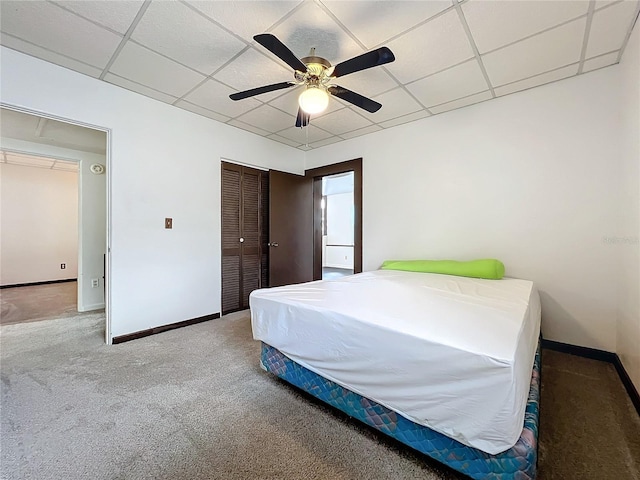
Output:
[
  {"xmin": 221, "ymin": 163, "xmax": 268, "ymax": 314},
  {"xmin": 269, "ymin": 170, "xmax": 313, "ymax": 287}
]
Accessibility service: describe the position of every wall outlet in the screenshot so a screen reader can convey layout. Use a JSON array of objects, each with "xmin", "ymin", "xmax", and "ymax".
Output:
[
  {"xmin": 91, "ymin": 278, "xmax": 99, "ymax": 288},
  {"xmin": 165, "ymin": 217, "xmax": 173, "ymax": 229},
  {"xmin": 61, "ymin": 263, "xmax": 66, "ymax": 269}
]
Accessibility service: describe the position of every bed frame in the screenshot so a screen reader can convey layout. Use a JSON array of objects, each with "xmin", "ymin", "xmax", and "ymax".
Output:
[{"xmin": 260, "ymin": 341, "xmax": 540, "ymax": 480}]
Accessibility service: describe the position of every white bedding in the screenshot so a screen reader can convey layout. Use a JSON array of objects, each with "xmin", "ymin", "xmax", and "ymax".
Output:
[{"xmin": 250, "ymin": 269, "xmax": 541, "ymax": 454}]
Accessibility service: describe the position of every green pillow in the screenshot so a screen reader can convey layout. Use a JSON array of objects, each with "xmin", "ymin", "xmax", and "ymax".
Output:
[{"xmin": 380, "ymin": 259, "xmax": 505, "ymax": 280}]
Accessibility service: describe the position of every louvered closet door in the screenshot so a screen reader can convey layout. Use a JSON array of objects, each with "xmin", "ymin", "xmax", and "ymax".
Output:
[
  {"xmin": 221, "ymin": 163, "xmax": 269, "ymax": 315},
  {"xmin": 241, "ymin": 170, "xmax": 260, "ymax": 309},
  {"xmin": 222, "ymin": 164, "xmax": 242, "ymax": 313}
]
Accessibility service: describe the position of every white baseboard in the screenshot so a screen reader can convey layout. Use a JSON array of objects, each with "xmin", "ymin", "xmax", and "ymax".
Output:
[
  {"xmin": 78, "ymin": 303, "xmax": 105, "ymax": 312},
  {"xmin": 323, "ymin": 264, "xmax": 353, "ymax": 270}
]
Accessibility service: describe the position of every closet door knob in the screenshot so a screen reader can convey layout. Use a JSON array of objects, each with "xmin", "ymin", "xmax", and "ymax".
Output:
[{"xmin": 239, "ymin": 237, "xmax": 244, "ymax": 243}]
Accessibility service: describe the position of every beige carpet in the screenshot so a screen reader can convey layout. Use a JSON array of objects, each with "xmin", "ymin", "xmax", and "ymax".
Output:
[{"xmin": 1, "ymin": 311, "xmax": 639, "ymax": 480}]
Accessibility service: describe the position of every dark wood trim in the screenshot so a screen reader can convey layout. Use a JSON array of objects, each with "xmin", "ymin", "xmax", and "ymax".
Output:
[
  {"xmin": 112, "ymin": 313, "xmax": 220, "ymax": 344},
  {"xmin": 541, "ymin": 338, "xmax": 617, "ymax": 362},
  {"xmin": 542, "ymin": 338, "xmax": 639, "ymax": 416},
  {"xmin": 1, "ymin": 278, "xmax": 77, "ymax": 289},
  {"xmin": 306, "ymin": 158, "xmax": 363, "ymax": 280},
  {"xmin": 613, "ymin": 355, "xmax": 640, "ymax": 415}
]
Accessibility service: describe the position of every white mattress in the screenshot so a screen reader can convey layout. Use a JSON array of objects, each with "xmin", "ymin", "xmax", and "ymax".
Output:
[{"xmin": 250, "ymin": 269, "xmax": 541, "ymax": 454}]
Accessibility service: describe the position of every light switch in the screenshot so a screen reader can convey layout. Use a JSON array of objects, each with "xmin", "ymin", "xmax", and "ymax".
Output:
[{"xmin": 165, "ymin": 218, "xmax": 173, "ymax": 229}]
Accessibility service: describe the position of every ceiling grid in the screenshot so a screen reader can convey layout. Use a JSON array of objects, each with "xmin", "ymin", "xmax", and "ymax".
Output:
[{"xmin": 1, "ymin": 0, "xmax": 638, "ymax": 150}]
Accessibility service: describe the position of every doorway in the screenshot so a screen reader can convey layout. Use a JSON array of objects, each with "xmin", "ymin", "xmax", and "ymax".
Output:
[
  {"xmin": 0, "ymin": 106, "xmax": 110, "ymax": 341},
  {"xmin": 320, "ymin": 172, "xmax": 354, "ymax": 279},
  {"xmin": 307, "ymin": 158, "xmax": 363, "ymax": 281}
]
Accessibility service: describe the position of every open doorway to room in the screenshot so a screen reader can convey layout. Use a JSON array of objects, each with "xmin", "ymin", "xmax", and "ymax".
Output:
[
  {"xmin": 307, "ymin": 158, "xmax": 362, "ymax": 282},
  {"xmin": 321, "ymin": 172, "xmax": 354, "ymax": 279},
  {"xmin": 0, "ymin": 107, "xmax": 109, "ymax": 340}
]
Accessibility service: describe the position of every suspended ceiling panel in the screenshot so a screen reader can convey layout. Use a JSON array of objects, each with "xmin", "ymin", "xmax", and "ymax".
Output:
[
  {"xmin": 0, "ymin": 108, "xmax": 107, "ymax": 155},
  {"xmin": 1, "ymin": 0, "xmax": 638, "ymax": 150}
]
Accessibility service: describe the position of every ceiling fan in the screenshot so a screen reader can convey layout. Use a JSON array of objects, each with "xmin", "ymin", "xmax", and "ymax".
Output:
[{"xmin": 229, "ymin": 34, "xmax": 395, "ymax": 128}]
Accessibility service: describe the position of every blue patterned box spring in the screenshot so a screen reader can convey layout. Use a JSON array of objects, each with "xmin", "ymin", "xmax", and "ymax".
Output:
[{"xmin": 260, "ymin": 341, "xmax": 541, "ymax": 480}]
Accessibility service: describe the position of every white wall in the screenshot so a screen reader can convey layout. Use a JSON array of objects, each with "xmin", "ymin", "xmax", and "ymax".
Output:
[
  {"xmin": 78, "ymin": 153, "xmax": 107, "ymax": 312},
  {"xmin": 306, "ymin": 66, "xmax": 626, "ymax": 353},
  {"xmin": 616, "ymin": 24, "xmax": 640, "ymax": 391},
  {"xmin": 324, "ymin": 192, "xmax": 354, "ymax": 269},
  {"xmin": 0, "ymin": 163, "xmax": 78, "ymax": 285},
  {"xmin": 1, "ymin": 47, "xmax": 304, "ymax": 339}
]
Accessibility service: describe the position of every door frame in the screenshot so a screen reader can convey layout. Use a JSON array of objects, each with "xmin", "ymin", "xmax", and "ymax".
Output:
[
  {"xmin": 306, "ymin": 158, "xmax": 362, "ymax": 280},
  {"xmin": 0, "ymin": 103, "xmax": 112, "ymax": 343}
]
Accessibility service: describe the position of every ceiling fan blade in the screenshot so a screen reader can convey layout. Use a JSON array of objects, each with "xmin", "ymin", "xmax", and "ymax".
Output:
[
  {"xmin": 328, "ymin": 86, "xmax": 382, "ymax": 113},
  {"xmin": 295, "ymin": 107, "xmax": 310, "ymax": 128},
  {"xmin": 229, "ymin": 82, "xmax": 296, "ymax": 101},
  {"xmin": 254, "ymin": 33, "xmax": 308, "ymax": 72},
  {"xmin": 332, "ymin": 47, "xmax": 395, "ymax": 78}
]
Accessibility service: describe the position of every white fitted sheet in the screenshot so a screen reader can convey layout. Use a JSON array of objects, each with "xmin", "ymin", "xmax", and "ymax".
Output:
[{"xmin": 250, "ymin": 269, "xmax": 541, "ymax": 454}]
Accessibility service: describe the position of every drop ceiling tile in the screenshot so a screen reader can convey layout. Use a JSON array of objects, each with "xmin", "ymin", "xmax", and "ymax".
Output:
[
  {"xmin": 340, "ymin": 124, "xmax": 383, "ymax": 140},
  {"xmin": 276, "ymin": 125, "xmax": 333, "ymax": 144},
  {"xmin": 186, "ymin": 1, "xmax": 301, "ymax": 41},
  {"xmin": 267, "ymin": 133, "xmax": 303, "ymax": 148},
  {"xmin": 270, "ymin": 1, "xmax": 364, "ymax": 64},
  {"xmin": 586, "ymin": 0, "xmax": 639, "ymax": 58},
  {"xmin": 52, "ymin": 0, "xmax": 144, "ymax": 34},
  {"xmin": 331, "ymin": 67, "xmax": 399, "ymax": 99},
  {"xmin": 52, "ymin": 160, "xmax": 79, "ymax": 172},
  {"xmin": 213, "ymin": 47, "xmax": 293, "ymax": 94},
  {"xmin": 429, "ymin": 90, "xmax": 492, "ymax": 114},
  {"xmin": 406, "ymin": 59, "xmax": 488, "ymax": 107},
  {"xmin": 227, "ymin": 119, "xmax": 271, "ymax": 136},
  {"xmin": 370, "ymin": 88, "xmax": 424, "ymax": 123},
  {"xmin": 236, "ymin": 105, "xmax": 297, "ymax": 132},
  {"xmin": 462, "ymin": 0, "xmax": 589, "ymax": 54},
  {"xmin": 174, "ymin": 100, "xmax": 231, "ymax": 123},
  {"xmin": 595, "ymin": 1, "xmax": 623, "ymax": 10},
  {"xmin": 6, "ymin": 153, "xmax": 54, "ymax": 168},
  {"xmin": 309, "ymin": 136, "xmax": 343, "ymax": 148},
  {"xmin": 104, "ymin": 73, "xmax": 179, "ymax": 104},
  {"xmin": 310, "ymin": 108, "xmax": 373, "ymax": 136},
  {"xmin": 298, "ymin": 144, "xmax": 313, "ymax": 151},
  {"xmin": 483, "ymin": 18, "xmax": 586, "ymax": 86},
  {"xmin": 378, "ymin": 110, "xmax": 431, "ymax": 129},
  {"xmin": 182, "ymin": 79, "xmax": 261, "ymax": 118},
  {"xmin": 582, "ymin": 51, "xmax": 619, "ymax": 72},
  {"xmin": 494, "ymin": 64, "xmax": 578, "ymax": 97},
  {"xmin": 131, "ymin": 1, "xmax": 246, "ymax": 75},
  {"xmin": 385, "ymin": 9, "xmax": 474, "ymax": 83},
  {"xmin": 0, "ymin": 1, "xmax": 122, "ymax": 68},
  {"xmin": 37, "ymin": 119, "xmax": 106, "ymax": 152},
  {"xmin": 321, "ymin": 0, "xmax": 453, "ymax": 48},
  {"xmin": 0, "ymin": 33, "xmax": 102, "ymax": 78},
  {"xmin": 109, "ymin": 42, "xmax": 206, "ymax": 98}
]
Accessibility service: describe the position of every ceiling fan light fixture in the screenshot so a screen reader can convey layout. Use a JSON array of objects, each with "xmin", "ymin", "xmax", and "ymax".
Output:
[{"xmin": 298, "ymin": 86, "xmax": 329, "ymax": 115}]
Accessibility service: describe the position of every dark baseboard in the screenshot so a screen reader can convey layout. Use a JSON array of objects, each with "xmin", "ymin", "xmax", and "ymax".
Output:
[
  {"xmin": 541, "ymin": 338, "xmax": 617, "ymax": 362},
  {"xmin": 613, "ymin": 355, "xmax": 640, "ymax": 416},
  {"xmin": 0, "ymin": 278, "xmax": 77, "ymax": 289},
  {"xmin": 542, "ymin": 338, "xmax": 640, "ymax": 416},
  {"xmin": 112, "ymin": 313, "xmax": 220, "ymax": 344}
]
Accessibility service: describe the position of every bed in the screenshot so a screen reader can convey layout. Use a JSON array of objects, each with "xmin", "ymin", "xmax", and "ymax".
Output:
[{"xmin": 250, "ymin": 269, "xmax": 542, "ymax": 479}]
